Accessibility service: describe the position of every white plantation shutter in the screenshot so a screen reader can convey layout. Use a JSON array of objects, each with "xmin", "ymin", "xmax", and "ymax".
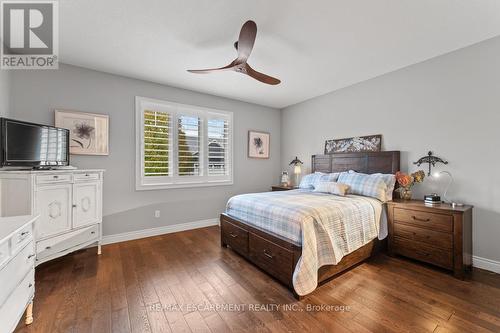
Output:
[
  {"xmin": 143, "ymin": 110, "xmax": 171, "ymax": 177},
  {"xmin": 136, "ymin": 97, "xmax": 232, "ymax": 190},
  {"xmin": 177, "ymin": 115, "xmax": 201, "ymax": 176},
  {"xmin": 207, "ymin": 117, "xmax": 230, "ymax": 176}
]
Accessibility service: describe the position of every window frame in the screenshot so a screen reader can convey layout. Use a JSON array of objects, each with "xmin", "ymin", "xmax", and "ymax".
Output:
[{"xmin": 135, "ymin": 96, "xmax": 233, "ymax": 191}]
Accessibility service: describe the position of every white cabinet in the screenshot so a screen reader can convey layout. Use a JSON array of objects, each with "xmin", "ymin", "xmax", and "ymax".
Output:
[
  {"xmin": 34, "ymin": 184, "xmax": 72, "ymax": 239},
  {"xmin": 0, "ymin": 215, "xmax": 38, "ymax": 333},
  {"xmin": 0, "ymin": 170, "xmax": 104, "ymax": 266},
  {"xmin": 73, "ymin": 182, "xmax": 101, "ymax": 228}
]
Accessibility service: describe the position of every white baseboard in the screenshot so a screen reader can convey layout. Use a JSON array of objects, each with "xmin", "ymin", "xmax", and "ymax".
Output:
[
  {"xmin": 473, "ymin": 255, "xmax": 500, "ymax": 274},
  {"xmin": 101, "ymin": 218, "xmax": 219, "ymax": 245}
]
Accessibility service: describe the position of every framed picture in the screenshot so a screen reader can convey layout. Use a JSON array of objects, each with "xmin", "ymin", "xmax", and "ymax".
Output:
[
  {"xmin": 248, "ymin": 130, "xmax": 270, "ymax": 159},
  {"xmin": 324, "ymin": 134, "xmax": 382, "ymax": 154},
  {"xmin": 55, "ymin": 110, "xmax": 109, "ymax": 155}
]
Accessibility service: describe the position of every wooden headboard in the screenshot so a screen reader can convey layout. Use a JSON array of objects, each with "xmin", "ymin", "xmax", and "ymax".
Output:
[{"xmin": 312, "ymin": 151, "xmax": 400, "ymax": 174}]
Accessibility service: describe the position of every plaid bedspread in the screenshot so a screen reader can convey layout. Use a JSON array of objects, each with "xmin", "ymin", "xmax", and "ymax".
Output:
[{"xmin": 226, "ymin": 189, "xmax": 386, "ymax": 296}]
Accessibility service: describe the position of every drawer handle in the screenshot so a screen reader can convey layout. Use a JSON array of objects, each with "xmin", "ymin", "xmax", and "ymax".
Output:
[
  {"xmin": 45, "ymin": 246, "xmax": 52, "ymax": 250},
  {"xmin": 72, "ymin": 204, "xmax": 77, "ymax": 208},
  {"xmin": 263, "ymin": 250, "xmax": 274, "ymax": 259},
  {"xmin": 229, "ymin": 233, "xmax": 238, "ymax": 238},
  {"xmin": 91, "ymin": 231, "xmax": 95, "ymax": 234},
  {"xmin": 412, "ymin": 216, "xmax": 430, "ymax": 222},
  {"xmin": 28, "ymin": 283, "xmax": 33, "ymax": 288},
  {"xmin": 53, "ymin": 175, "xmax": 59, "ymax": 179},
  {"xmin": 28, "ymin": 254, "xmax": 35, "ymax": 259},
  {"xmin": 85, "ymin": 173, "xmax": 90, "ymax": 176},
  {"xmin": 21, "ymin": 231, "xmax": 29, "ymax": 236}
]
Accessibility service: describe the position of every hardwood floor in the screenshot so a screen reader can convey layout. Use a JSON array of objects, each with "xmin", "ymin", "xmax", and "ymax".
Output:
[{"xmin": 15, "ymin": 226, "xmax": 500, "ymax": 333}]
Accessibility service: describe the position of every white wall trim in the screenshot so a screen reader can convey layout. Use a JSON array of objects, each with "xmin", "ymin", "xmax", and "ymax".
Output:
[
  {"xmin": 101, "ymin": 218, "xmax": 219, "ymax": 245},
  {"xmin": 473, "ymin": 255, "xmax": 500, "ymax": 274}
]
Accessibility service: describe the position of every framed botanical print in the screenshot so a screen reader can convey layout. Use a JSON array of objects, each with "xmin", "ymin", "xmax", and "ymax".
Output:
[
  {"xmin": 55, "ymin": 110, "xmax": 109, "ymax": 155},
  {"xmin": 248, "ymin": 130, "xmax": 270, "ymax": 159}
]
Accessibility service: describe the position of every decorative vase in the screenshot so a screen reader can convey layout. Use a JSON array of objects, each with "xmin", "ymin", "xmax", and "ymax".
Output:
[{"xmin": 400, "ymin": 188, "xmax": 412, "ymax": 200}]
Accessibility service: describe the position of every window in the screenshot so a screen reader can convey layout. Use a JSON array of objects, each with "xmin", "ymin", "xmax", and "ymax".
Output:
[{"xmin": 136, "ymin": 97, "xmax": 233, "ymax": 190}]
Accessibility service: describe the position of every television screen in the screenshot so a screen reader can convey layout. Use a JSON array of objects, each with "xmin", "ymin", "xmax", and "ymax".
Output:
[{"xmin": 1, "ymin": 118, "xmax": 69, "ymax": 167}]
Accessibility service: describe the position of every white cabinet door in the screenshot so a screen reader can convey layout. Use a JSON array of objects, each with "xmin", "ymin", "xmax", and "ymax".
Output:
[
  {"xmin": 34, "ymin": 184, "xmax": 72, "ymax": 239},
  {"xmin": 73, "ymin": 182, "xmax": 101, "ymax": 228}
]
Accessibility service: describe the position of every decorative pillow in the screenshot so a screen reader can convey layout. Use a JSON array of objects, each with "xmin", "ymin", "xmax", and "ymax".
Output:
[
  {"xmin": 347, "ymin": 170, "xmax": 396, "ymax": 201},
  {"xmin": 313, "ymin": 182, "xmax": 350, "ymax": 196},
  {"xmin": 318, "ymin": 172, "xmax": 341, "ymax": 183},
  {"xmin": 338, "ymin": 172, "xmax": 388, "ymax": 201},
  {"xmin": 299, "ymin": 173, "xmax": 323, "ymax": 189},
  {"xmin": 299, "ymin": 172, "xmax": 343, "ymax": 189}
]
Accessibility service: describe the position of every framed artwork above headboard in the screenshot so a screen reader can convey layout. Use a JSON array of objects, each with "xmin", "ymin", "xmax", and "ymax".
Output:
[{"xmin": 312, "ymin": 151, "xmax": 400, "ymax": 175}]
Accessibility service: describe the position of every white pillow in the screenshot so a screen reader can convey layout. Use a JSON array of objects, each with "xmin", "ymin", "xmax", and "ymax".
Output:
[{"xmin": 313, "ymin": 182, "xmax": 350, "ymax": 196}]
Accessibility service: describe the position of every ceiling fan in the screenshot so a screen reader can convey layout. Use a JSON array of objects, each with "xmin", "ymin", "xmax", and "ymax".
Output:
[{"xmin": 187, "ymin": 20, "xmax": 281, "ymax": 85}]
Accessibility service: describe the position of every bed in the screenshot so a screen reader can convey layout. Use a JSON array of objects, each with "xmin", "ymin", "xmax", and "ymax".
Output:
[{"xmin": 220, "ymin": 151, "xmax": 400, "ymax": 298}]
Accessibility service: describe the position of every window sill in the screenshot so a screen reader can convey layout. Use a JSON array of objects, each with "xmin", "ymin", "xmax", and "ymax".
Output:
[{"xmin": 135, "ymin": 180, "xmax": 233, "ymax": 191}]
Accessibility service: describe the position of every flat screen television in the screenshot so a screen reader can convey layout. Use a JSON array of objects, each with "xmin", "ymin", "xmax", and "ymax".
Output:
[{"xmin": 0, "ymin": 118, "xmax": 70, "ymax": 168}]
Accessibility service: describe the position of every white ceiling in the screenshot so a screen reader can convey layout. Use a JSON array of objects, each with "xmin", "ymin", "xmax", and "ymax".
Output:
[{"xmin": 60, "ymin": 0, "xmax": 500, "ymax": 108}]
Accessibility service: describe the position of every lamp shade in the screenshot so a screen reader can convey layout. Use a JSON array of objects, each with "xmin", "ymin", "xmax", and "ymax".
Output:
[{"xmin": 294, "ymin": 165, "xmax": 302, "ymax": 174}]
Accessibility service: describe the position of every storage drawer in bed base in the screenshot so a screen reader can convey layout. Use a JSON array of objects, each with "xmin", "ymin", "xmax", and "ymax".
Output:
[{"xmin": 220, "ymin": 213, "xmax": 382, "ymax": 299}]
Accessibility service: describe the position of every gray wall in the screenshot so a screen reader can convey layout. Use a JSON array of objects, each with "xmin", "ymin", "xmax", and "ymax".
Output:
[
  {"xmin": 281, "ymin": 36, "xmax": 500, "ymax": 263},
  {"xmin": 0, "ymin": 70, "xmax": 10, "ymax": 116},
  {"xmin": 10, "ymin": 64, "xmax": 281, "ymax": 236}
]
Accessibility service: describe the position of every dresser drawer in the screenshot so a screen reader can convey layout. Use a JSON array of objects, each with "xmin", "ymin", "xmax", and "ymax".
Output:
[
  {"xmin": 74, "ymin": 172, "xmax": 100, "ymax": 182},
  {"xmin": 36, "ymin": 224, "xmax": 99, "ymax": 261},
  {"xmin": 221, "ymin": 220, "xmax": 248, "ymax": 256},
  {"xmin": 0, "ymin": 241, "xmax": 35, "ymax": 307},
  {"xmin": 0, "ymin": 268, "xmax": 34, "ymax": 333},
  {"xmin": 393, "ymin": 236, "xmax": 453, "ymax": 269},
  {"xmin": 394, "ymin": 208, "xmax": 452, "ymax": 233},
  {"xmin": 36, "ymin": 174, "xmax": 72, "ymax": 184},
  {"xmin": 249, "ymin": 233, "xmax": 294, "ymax": 285},
  {"xmin": 11, "ymin": 223, "xmax": 34, "ymax": 254},
  {"xmin": 394, "ymin": 222, "xmax": 452, "ymax": 250}
]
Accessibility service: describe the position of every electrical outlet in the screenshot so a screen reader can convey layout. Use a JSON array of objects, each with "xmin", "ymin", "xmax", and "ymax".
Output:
[{"xmin": 154, "ymin": 210, "xmax": 161, "ymax": 218}]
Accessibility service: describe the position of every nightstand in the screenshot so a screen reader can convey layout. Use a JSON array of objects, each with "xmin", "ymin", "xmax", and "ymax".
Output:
[
  {"xmin": 271, "ymin": 185, "xmax": 295, "ymax": 191},
  {"xmin": 387, "ymin": 199, "xmax": 473, "ymax": 279}
]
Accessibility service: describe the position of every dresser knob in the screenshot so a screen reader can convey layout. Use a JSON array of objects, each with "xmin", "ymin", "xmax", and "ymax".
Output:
[
  {"xmin": 28, "ymin": 283, "xmax": 33, "ymax": 288},
  {"xmin": 91, "ymin": 231, "xmax": 95, "ymax": 234},
  {"xmin": 45, "ymin": 246, "xmax": 51, "ymax": 250},
  {"xmin": 53, "ymin": 175, "xmax": 59, "ymax": 179}
]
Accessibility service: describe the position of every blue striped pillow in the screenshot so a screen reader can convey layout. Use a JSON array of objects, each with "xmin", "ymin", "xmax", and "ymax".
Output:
[
  {"xmin": 299, "ymin": 173, "xmax": 322, "ymax": 189},
  {"xmin": 338, "ymin": 171, "xmax": 388, "ymax": 201},
  {"xmin": 299, "ymin": 172, "xmax": 340, "ymax": 189}
]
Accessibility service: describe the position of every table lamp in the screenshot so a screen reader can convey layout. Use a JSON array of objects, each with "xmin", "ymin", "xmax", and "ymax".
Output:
[{"xmin": 289, "ymin": 156, "xmax": 303, "ymax": 188}]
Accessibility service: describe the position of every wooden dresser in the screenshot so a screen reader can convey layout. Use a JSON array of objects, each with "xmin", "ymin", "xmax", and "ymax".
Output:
[
  {"xmin": 0, "ymin": 215, "xmax": 38, "ymax": 332},
  {"xmin": 387, "ymin": 200, "xmax": 473, "ymax": 278}
]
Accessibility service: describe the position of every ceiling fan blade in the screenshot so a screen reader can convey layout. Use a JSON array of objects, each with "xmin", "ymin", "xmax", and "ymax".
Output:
[
  {"xmin": 244, "ymin": 63, "xmax": 281, "ymax": 85},
  {"xmin": 236, "ymin": 20, "xmax": 257, "ymax": 63},
  {"xmin": 187, "ymin": 61, "xmax": 236, "ymax": 74}
]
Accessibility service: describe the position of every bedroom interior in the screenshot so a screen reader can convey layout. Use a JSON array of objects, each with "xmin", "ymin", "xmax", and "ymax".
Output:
[{"xmin": 0, "ymin": 1, "xmax": 499, "ymax": 332}]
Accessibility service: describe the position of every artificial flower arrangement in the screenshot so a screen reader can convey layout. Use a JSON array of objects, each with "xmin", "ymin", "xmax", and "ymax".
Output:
[{"xmin": 395, "ymin": 170, "xmax": 425, "ymax": 200}]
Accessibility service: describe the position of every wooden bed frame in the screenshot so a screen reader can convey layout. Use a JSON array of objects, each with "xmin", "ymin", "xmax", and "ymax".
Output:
[{"xmin": 220, "ymin": 151, "xmax": 400, "ymax": 299}]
